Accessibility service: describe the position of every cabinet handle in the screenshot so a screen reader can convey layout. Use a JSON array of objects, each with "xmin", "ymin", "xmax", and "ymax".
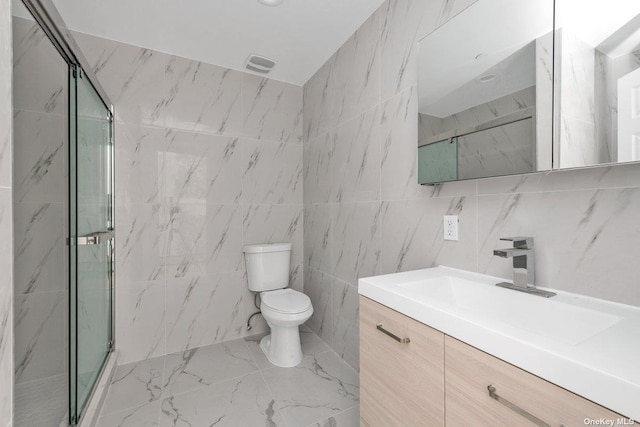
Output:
[
  {"xmin": 487, "ymin": 385, "xmax": 550, "ymax": 427},
  {"xmin": 376, "ymin": 323, "xmax": 410, "ymax": 344}
]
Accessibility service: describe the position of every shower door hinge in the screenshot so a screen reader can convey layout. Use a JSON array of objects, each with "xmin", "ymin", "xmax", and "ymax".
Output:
[{"xmin": 71, "ymin": 66, "xmax": 83, "ymax": 79}]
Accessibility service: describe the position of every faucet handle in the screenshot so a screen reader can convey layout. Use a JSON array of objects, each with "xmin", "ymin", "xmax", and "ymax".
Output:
[{"xmin": 499, "ymin": 236, "xmax": 533, "ymax": 249}]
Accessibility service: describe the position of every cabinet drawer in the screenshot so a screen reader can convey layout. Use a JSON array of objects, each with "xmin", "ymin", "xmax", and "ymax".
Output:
[
  {"xmin": 445, "ymin": 336, "xmax": 621, "ymax": 426},
  {"xmin": 360, "ymin": 296, "xmax": 445, "ymax": 427}
]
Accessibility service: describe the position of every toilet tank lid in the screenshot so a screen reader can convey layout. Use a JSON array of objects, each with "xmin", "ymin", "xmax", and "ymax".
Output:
[{"xmin": 243, "ymin": 243, "xmax": 292, "ymax": 253}]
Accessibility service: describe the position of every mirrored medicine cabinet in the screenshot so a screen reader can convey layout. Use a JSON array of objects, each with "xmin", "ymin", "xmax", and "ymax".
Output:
[{"xmin": 417, "ymin": 0, "xmax": 640, "ymax": 184}]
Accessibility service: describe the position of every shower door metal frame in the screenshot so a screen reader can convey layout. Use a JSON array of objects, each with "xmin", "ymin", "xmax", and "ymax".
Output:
[
  {"xmin": 19, "ymin": 0, "xmax": 116, "ymax": 425},
  {"xmin": 19, "ymin": 0, "xmax": 113, "ymax": 109}
]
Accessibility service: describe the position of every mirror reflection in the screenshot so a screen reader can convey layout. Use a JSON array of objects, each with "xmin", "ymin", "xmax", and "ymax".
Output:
[
  {"xmin": 555, "ymin": 0, "xmax": 640, "ymax": 168},
  {"xmin": 417, "ymin": 0, "xmax": 554, "ymax": 184}
]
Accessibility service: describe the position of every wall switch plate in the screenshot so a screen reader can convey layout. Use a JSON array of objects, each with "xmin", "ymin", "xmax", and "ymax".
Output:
[{"xmin": 444, "ymin": 215, "xmax": 459, "ymax": 241}]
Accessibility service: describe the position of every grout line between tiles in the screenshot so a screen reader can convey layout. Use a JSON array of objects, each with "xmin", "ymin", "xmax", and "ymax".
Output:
[
  {"xmin": 248, "ymin": 326, "xmax": 359, "ymax": 424},
  {"xmin": 95, "ymin": 400, "xmax": 161, "ymax": 425},
  {"xmin": 305, "ymin": 328, "xmax": 359, "ymax": 377},
  {"xmin": 161, "ymin": 370, "xmax": 261, "ymax": 403},
  {"xmin": 477, "ymin": 183, "xmax": 640, "ymax": 197},
  {"xmin": 303, "ymin": 404, "xmax": 359, "ymax": 427},
  {"xmin": 251, "ymin": 348, "xmax": 290, "ymax": 427}
]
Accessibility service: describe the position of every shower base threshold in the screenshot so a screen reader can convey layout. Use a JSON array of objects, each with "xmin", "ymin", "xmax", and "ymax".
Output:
[{"xmin": 78, "ymin": 350, "xmax": 118, "ymax": 427}]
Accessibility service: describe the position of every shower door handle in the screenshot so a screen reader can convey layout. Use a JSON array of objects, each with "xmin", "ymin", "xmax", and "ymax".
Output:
[{"xmin": 69, "ymin": 229, "xmax": 114, "ymax": 246}]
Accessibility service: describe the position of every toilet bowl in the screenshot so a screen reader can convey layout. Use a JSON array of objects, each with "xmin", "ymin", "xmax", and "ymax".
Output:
[
  {"xmin": 259, "ymin": 288, "xmax": 313, "ymax": 367},
  {"xmin": 243, "ymin": 243, "xmax": 313, "ymax": 367}
]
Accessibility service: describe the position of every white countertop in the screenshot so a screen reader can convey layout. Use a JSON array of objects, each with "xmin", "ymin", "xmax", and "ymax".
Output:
[{"xmin": 358, "ymin": 266, "xmax": 640, "ymax": 420}]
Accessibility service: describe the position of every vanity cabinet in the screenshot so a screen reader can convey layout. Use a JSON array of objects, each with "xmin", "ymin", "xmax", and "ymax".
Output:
[
  {"xmin": 445, "ymin": 335, "xmax": 620, "ymax": 426},
  {"xmin": 359, "ymin": 296, "xmax": 622, "ymax": 426},
  {"xmin": 360, "ymin": 296, "xmax": 445, "ymax": 427}
]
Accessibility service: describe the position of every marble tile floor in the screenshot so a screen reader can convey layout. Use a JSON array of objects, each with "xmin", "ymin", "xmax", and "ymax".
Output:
[
  {"xmin": 15, "ymin": 373, "xmax": 68, "ymax": 427},
  {"xmin": 95, "ymin": 326, "xmax": 360, "ymax": 427}
]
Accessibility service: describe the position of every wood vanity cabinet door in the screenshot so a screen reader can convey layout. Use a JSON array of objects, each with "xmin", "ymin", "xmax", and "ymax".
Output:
[
  {"xmin": 445, "ymin": 336, "xmax": 622, "ymax": 426},
  {"xmin": 359, "ymin": 296, "xmax": 445, "ymax": 427}
]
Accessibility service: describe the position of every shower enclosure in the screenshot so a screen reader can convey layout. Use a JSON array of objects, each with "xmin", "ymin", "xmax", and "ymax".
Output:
[
  {"xmin": 70, "ymin": 67, "xmax": 114, "ymax": 424},
  {"xmin": 12, "ymin": 0, "xmax": 114, "ymax": 425}
]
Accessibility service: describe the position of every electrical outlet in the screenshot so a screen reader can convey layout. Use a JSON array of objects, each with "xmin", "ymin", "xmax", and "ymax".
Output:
[{"xmin": 443, "ymin": 215, "xmax": 459, "ymax": 241}]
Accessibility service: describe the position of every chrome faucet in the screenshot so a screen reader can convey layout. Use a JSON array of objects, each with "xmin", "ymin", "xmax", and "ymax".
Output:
[{"xmin": 493, "ymin": 237, "xmax": 555, "ymax": 298}]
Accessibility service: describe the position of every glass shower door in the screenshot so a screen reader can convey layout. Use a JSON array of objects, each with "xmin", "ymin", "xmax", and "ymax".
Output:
[{"xmin": 69, "ymin": 67, "xmax": 114, "ymax": 424}]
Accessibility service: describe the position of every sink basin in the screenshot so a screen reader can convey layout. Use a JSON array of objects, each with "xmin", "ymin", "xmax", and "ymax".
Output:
[
  {"xmin": 358, "ymin": 266, "xmax": 640, "ymax": 420},
  {"xmin": 396, "ymin": 275, "xmax": 621, "ymax": 345}
]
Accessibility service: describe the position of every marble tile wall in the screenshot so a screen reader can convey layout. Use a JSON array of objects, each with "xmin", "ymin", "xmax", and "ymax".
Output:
[
  {"xmin": 12, "ymin": 17, "xmax": 68, "ymax": 392},
  {"xmin": 595, "ymin": 48, "xmax": 640, "ymax": 164},
  {"xmin": 0, "ymin": 0, "xmax": 12, "ymax": 425},
  {"xmin": 303, "ymin": 0, "xmax": 640, "ymax": 372},
  {"xmin": 595, "ymin": 50, "xmax": 615, "ymax": 163},
  {"xmin": 419, "ymin": 86, "xmax": 537, "ymax": 179},
  {"xmin": 11, "ymin": 16, "xmax": 69, "ymax": 427},
  {"xmin": 457, "ymin": 118, "xmax": 535, "ymax": 179},
  {"xmin": 73, "ymin": 32, "xmax": 303, "ymax": 364},
  {"xmin": 418, "ymin": 86, "xmax": 536, "ymax": 140},
  {"xmin": 558, "ymin": 30, "xmax": 604, "ymax": 168},
  {"xmin": 535, "ymin": 31, "xmax": 554, "ymax": 171}
]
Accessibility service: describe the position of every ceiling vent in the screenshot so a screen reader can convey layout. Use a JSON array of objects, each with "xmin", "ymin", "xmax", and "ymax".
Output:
[{"xmin": 245, "ymin": 55, "xmax": 276, "ymax": 74}]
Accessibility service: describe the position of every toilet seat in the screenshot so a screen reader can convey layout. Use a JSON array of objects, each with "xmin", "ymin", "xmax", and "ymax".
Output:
[{"xmin": 261, "ymin": 289, "xmax": 311, "ymax": 314}]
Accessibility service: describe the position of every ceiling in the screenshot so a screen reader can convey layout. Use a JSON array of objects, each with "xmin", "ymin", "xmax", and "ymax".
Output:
[
  {"xmin": 17, "ymin": 0, "xmax": 384, "ymax": 86},
  {"xmin": 417, "ymin": 0, "xmax": 640, "ymax": 118},
  {"xmin": 558, "ymin": 0, "xmax": 640, "ymax": 50},
  {"xmin": 417, "ymin": 0, "xmax": 553, "ymax": 117},
  {"xmin": 424, "ymin": 43, "xmax": 536, "ymax": 118}
]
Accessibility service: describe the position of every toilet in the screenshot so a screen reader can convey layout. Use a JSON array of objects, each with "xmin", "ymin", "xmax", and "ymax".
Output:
[{"xmin": 243, "ymin": 243, "xmax": 313, "ymax": 367}]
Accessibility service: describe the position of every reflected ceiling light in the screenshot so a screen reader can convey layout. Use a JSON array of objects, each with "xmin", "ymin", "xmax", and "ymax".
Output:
[
  {"xmin": 258, "ymin": 0, "xmax": 285, "ymax": 6},
  {"xmin": 477, "ymin": 73, "xmax": 497, "ymax": 83}
]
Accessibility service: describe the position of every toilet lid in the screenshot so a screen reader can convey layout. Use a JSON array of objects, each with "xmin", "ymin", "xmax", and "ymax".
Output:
[{"xmin": 261, "ymin": 289, "xmax": 312, "ymax": 314}]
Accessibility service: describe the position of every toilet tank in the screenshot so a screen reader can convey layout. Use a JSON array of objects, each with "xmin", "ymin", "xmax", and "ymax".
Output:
[{"xmin": 243, "ymin": 243, "xmax": 292, "ymax": 292}]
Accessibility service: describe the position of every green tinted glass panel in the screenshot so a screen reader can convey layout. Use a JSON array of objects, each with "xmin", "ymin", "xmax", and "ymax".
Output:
[
  {"xmin": 418, "ymin": 138, "xmax": 458, "ymax": 184},
  {"xmin": 70, "ymin": 69, "xmax": 113, "ymax": 423}
]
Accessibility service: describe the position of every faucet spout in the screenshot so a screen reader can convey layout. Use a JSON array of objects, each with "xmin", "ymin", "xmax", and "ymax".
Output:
[
  {"xmin": 493, "ymin": 248, "xmax": 530, "ymax": 258},
  {"xmin": 493, "ymin": 237, "xmax": 536, "ymax": 291},
  {"xmin": 492, "ymin": 236, "xmax": 555, "ymax": 297}
]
